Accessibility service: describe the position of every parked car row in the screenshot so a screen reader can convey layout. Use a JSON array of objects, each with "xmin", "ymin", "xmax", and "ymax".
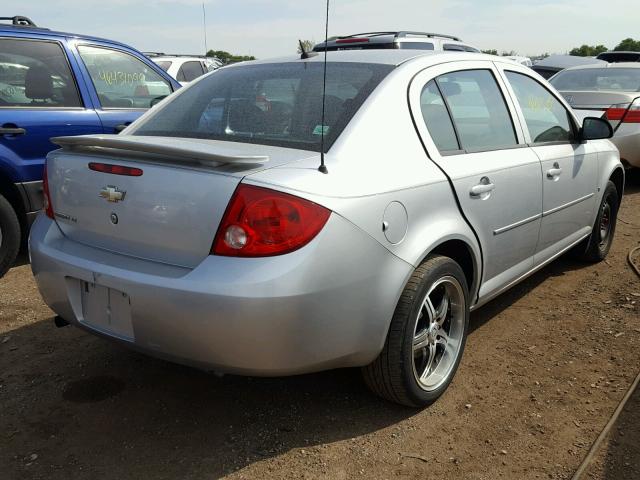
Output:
[
  {"xmin": 144, "ymin": 53, "xmax": 222, "ymax": 85},
  {"xmin": 31, "ymin": 47, "xmax": 623, "ymax": 407}
]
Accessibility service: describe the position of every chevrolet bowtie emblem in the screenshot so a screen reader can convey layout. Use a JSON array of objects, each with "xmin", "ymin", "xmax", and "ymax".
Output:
[{"xmin": 99, "ymin": 186, "xmax": 126, "ymax": 203}]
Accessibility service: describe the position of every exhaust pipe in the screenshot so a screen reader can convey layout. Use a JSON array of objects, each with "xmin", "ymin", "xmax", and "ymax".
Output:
[{"xmin": 54, "ymin": 316, "xmax": 70, "ymax": 328}]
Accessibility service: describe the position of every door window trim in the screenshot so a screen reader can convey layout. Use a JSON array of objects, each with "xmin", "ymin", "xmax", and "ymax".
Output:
[
  {"xmin": 496, "ymin": 66, "xmax": 580, "ymax": 147},
  {"xmin": 0, "ymin": 36, "xmax": 85, "ymax": 110},
  {"xmin": 419, "ymin": 68, "xmax": 523, "ymax": 156},
  {"xmin": 76, "ymin": 43, "xmax": 174, "ymax": 111}
]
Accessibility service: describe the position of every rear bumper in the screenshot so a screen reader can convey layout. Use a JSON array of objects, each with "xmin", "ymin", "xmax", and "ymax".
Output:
[
  {"xmin": 29, "ymin": 213, "xmax": 412, "ymax": 376},
  {"xmin": 612, "ymin": 129, "xmax": 640, "ymax": 168}
]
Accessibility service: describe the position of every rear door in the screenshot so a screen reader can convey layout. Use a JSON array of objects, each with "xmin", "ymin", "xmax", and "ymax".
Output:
[
  {"xmin": 0, "ymin": 36, "xmax": 101, "ymax": 183},
  {"xmin": 409, "ymin": 61, "xmax": 543, "ymax": 299},
  {"xmin": 498, "ymin": 65, "xmax": 598, "ymax": 264},
  {"xmin": 71, "ymin": 42, "xmax": 174, "ymax": 133}
]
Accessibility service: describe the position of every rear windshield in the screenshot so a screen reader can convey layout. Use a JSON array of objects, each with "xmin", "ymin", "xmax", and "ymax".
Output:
[
  {"xmin": 132, "ymin": 62, "xmax": 393, "ymax": 152},
  {"xmin": 550, "ymin": 68, "xmax": 640, "ymax": 92}
]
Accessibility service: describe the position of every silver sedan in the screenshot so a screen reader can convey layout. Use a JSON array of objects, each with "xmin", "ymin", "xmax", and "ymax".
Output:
[
  {"xmin": 30, "ymin": 51, "xmax": 624, "ymax": 407},
  {"xmin": 550, "ymin": 62, "xmax": 640, "ymax": 169}
]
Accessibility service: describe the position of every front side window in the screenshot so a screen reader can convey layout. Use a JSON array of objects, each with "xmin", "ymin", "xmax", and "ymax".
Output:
[
  {"xmin": 177, "ymin": 61, "xmax": 204, "ymax": 82},
  {"xmin": 131, "ymin": 62, "xmax": 393, "ymax": 152},
  {"xmin": 0, "ymin": 38, "xmax": 81, "ymax": 108},
  {"xmin": 436, "ymin": 69, "xmax": 517, "ymax": 151},
  {"xmin": 505, "ymin": 71, "xmax": 574, "ymax": 143},
  {"xmin": 78, "ymin": 45, "xmax": 172, "ymax": 109}
]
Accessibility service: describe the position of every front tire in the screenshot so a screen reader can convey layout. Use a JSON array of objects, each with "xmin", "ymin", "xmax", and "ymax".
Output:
[
  {"xmin": 574, "ymin": 181, "xmax": 618, "ymax": 263},
  {"xmin": 0, "ymin": 194, "xmax": 20, "ymax": 278},
  {"xmin": 363, "ymin": 255, "xmax": 469, "ymax": 408}
]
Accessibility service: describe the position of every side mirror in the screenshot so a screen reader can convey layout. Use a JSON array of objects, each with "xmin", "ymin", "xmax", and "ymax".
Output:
[{"xmin": 581, "ymin": 117, "xmax": 613, "ymax": 141}]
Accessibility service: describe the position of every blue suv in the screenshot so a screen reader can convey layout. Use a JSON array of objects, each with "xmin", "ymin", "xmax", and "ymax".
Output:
[{"xmin": 0, "ymin": 16, "xmax": 181, "ymax": 276}]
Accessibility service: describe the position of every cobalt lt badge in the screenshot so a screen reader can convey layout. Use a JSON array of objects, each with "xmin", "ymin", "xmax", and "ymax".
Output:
[{"xmin": 99, "ymin": 185, "xmax": 126, "ymax": 203}]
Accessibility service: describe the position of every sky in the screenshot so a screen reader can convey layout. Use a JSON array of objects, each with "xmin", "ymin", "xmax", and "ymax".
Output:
[{"xmin": 14, "ymin": 0, "xmax": 639, "ymax": 59}]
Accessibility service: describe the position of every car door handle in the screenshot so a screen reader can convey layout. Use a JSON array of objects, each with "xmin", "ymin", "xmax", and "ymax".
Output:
[
  {"xmin": 470, "ymin": 178, "xmax": 495, "ymax": 197},
  {"xmin": 0, "ymin": 127, "xmax": 26, "ymax": 136},
  {"xmin": 546, "ymin": 163, "xmax": 562, "ymax": 178}
]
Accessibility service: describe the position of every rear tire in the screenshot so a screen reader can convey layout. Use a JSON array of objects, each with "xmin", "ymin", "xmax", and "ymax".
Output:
[
  {"xmin": 363, "ymin": 255, "xmax": 469, "ymax": 408},
  {"xmin": 574, "ymin": 181, "xmax": 618, "ymax": 263},
  {"xmin": 0, "ymin": 194, "xmax": 20, "ymax": 278}
]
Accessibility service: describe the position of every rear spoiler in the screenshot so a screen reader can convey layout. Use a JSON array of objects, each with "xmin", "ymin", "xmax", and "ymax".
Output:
[{"xmin": 51, "ymin": 135, "xmax": 269, "ymax": 166}]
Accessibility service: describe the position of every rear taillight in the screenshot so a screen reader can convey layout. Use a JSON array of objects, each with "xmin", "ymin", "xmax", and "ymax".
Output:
[
  {"xmin": 42, "ymin": 163, "xmax": 54, "ymax": 219},
  {"xmin": 605, "ymin": 99, "xmax": 640, "ymax": 124},
  {"xmin": 212, "ymin": 184, "xmax": 331, "ymax": 257}
]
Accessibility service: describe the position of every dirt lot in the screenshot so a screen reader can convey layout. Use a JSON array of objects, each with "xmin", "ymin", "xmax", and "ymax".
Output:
[{"xmin": 1, "ymin": 174, "xmax": 639, "ymax": 480}]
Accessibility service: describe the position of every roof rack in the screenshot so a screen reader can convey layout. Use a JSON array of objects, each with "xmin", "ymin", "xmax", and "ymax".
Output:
[
  {"xmin": 0, "ymin": 16, "xmax": 38, "ymax": 27},
  {"xmin": 337, "ymin": 31, "xmax": 461, "ymax": 42},
  {"xmin": 143, "ymin": 52, "xmax": 216, "ymax": 60}
]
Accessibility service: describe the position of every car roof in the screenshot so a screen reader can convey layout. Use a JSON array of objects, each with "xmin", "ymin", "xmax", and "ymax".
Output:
[
  {"xmin": 0, "ymin": 24, "xmax": 132, "ymax": 49},
  {"xmin": 236, "ymin": 49, "xmax": 491, "ymax": 67},
  {"xmin": 559, "ymin": 61, "xmax": 640, "ymax": 72}
]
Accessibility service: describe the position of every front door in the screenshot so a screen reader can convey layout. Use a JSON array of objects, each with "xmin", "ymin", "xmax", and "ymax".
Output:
[
  {"xmin": 0, "ymin": 37, "xmax": 101, "ymax": 183},
  {"xmin": 72, "ymin": 43, "xmax": 174, "ymax": 133},
  {"xmin": 499, "ymin": 68, "xmax": 598, "ymax": 265},
  {"xmin": 409, "ymin": 61, "xmax": 543, "ymax": 299}
]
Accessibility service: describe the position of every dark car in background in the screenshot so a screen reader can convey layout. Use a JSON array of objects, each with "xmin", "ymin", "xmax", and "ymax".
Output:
[
  {"xmin": 0, "ymin": 15, "xmax": 181, "ymax": 277},
  {"xmin": 531, "ymin": 55, "xmax": 607, "ymax": 79}
]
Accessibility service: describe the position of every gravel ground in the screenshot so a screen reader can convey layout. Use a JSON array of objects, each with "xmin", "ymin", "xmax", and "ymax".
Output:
[{"xmin": 1, "ymin": 174, "xmax": 639, "ymax": 480}]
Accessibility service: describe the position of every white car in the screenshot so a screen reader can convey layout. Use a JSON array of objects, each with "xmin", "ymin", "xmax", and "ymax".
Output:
[
  {"xmin": 505, "ymin": 56, "xmax": 533, "ymax": 67},
  {"xmin": 147, "ymin": 54, "xmax": 222, "ymax": 85}
]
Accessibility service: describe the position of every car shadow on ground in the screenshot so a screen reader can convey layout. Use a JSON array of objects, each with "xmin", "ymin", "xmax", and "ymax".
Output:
[{"xmin": 3, "ymin": 253, "xmax": 592, "ymax": 479}]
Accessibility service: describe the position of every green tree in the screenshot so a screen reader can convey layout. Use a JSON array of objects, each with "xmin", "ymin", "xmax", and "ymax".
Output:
[
  {"xmin": 481, "ymin": 49, "xmax": 498, "ymax": 55},
  {"xmin": 614, "ymin": 38, "xmax": 640, "ymax": 51},
  {"xmin": 297, "ymin": 39, "xmax": 315, "ymax": 54},
  {"xmin": 569, "ymin": 44, "xmax": 608, "ymax": 56},
  {"xmin": 501, "ymin": 50, "xmax": 517, "ymax": 57},
  {"xmin": 206, "ymin": 50, "xmax": 256, "ymax": 64}
]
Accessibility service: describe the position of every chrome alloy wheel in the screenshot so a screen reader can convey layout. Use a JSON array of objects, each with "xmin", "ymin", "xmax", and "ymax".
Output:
[
  {"xmin": 599, "ymin": 200, "xmax": 611, "ymax": 248},
  {"xmin": 412, "ymin": 276, "xmax": 465, "ymax": 392}
]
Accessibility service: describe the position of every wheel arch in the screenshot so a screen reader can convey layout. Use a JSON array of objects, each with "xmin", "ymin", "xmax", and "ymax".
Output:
[
  {"xmin": 415, "ymin": 235, "xmax": 481, "ymax": 304},
  {"xmin": 609, "ymin": 166, "xmax": 625, "ymax": 201},
  {"xmin": 0, "ymin": 172, "xmax": 27, "ymax": 238}
]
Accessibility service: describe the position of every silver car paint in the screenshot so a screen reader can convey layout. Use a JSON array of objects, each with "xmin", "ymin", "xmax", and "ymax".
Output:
[{"xmin": 30, "ymin": 51, "xmax": 624, "ymax": 375}]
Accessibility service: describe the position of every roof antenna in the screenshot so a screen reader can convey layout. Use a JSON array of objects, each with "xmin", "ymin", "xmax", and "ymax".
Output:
[{"xmin": 318, "ymin": 0, "xmax": 330, "ymax": 174}]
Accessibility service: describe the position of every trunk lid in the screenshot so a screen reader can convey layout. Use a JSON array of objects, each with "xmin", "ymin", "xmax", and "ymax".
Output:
[{"xmin": 46, "ymin": 135, "xmax": 316, "ymax": 267}]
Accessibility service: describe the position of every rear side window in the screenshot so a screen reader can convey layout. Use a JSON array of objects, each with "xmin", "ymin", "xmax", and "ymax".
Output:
[
  {"xmin": 0, "ymin": 38, "xmax": 81, "ymax": 108},
  {"xmin": 155, "ymin": 61, "xmax": 172, "ymax": 71},
  {"xmin": 132, "ymin": 62, "xmax": 393, "ymax": 152},
  {"xmin": 177, "ymin": 61, "xmax": 205, "ymax": 82},
  {"xmin": 436, "ymin": 70, "xmax": 517, "ymax": 151},
  {"xmin": 505, "ymin": 71, "xmax": 574, "ymax": 143},
  {"xmin": 399, "ymin": 42, "xmax": 434, "ymax": 50},
  {"xmin": 443, "ymin": 44, "xmax": 465, "ymax": 52},
  {"xmin": 78, "ymin": 45, "xmax": 172, "ymax": 109},
  {"xmin": 420, "ymin": 80, "xmax": 459, "ymax": 152}
]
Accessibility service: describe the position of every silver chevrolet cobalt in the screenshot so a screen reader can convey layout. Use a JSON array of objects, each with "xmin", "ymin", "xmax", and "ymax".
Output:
[{"xmin": 30, "ymin": 50, "xmax": 624, "ymax": 407}]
